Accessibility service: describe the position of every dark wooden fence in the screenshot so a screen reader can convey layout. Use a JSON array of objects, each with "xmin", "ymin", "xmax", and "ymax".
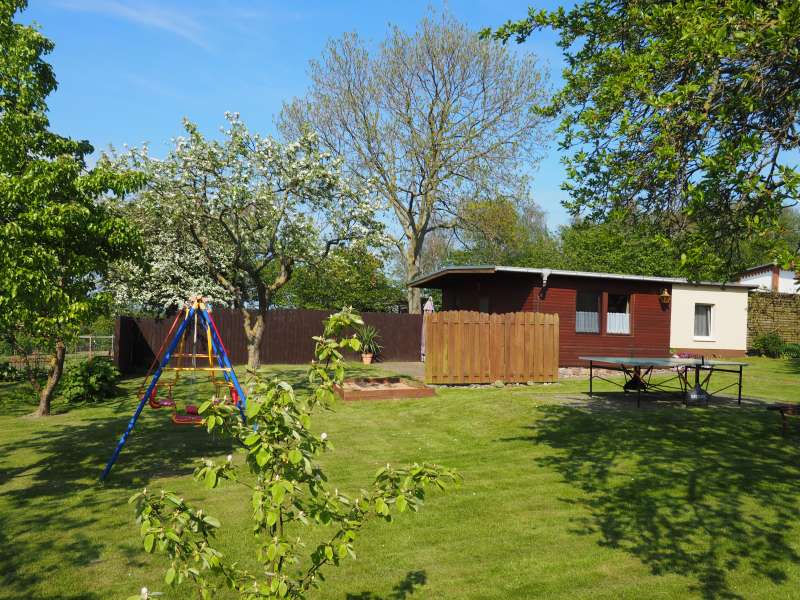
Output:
[
  {"xmin": 424, "ymin": 311, "xmax": 559, "ymax": 384},
  {"xmin": 114, "ymin": 309, "xmax": 422, "ymax": 374}
]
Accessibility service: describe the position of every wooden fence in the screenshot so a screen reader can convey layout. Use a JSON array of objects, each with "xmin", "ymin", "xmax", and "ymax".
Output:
[
  {"xmin": 424, "ymin": 311, "xmax": 559, "ymax": 384},
  {"xmin": 115, "ymin": 309, "xmax": 422, "ymax": 374}
]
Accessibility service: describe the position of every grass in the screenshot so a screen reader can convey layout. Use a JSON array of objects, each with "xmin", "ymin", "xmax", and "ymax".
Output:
[{"xmin": 1, "ymin": 357, "xmax": 800, "ymax": 599}]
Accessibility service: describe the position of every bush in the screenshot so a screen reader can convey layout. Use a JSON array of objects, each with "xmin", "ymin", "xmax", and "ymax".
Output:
[
  {"xmin": 751, "ymin": 332, "xmax": 785, "ymax": 358},
  {"xmin": 0, "ymin": 361, "xmax": 21, "ymax": 382},
  {"xmin": 782, "ymin": 343, "xmax": 800, "ymax": 359},
  {"xmin": 59, "ymin": 357, "xmax": 120, "ymax": 403}
]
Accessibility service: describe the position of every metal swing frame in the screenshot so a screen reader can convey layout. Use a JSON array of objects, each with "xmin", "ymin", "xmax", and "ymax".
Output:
[{"xmin": 100, "ymin": 297, "xmax": 247, "ymax": 480}]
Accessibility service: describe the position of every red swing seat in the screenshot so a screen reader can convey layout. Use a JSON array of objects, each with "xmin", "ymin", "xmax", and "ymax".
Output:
[{"xmin": 148, "ymin": 386, "xmax": 176, "ymax": 409}]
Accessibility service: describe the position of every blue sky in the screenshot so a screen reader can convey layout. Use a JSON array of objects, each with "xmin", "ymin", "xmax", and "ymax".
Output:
[{"xmin": 22, "ymin": 0, "xmax": 572, "ymax": 227}]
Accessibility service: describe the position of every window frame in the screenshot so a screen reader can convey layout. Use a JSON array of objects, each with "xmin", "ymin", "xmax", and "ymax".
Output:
[
  {"xmin": 693, "ymin": 303, "xmax": 714, "ymax": 341},
  {"xmin": 575, "ymin": 290, "xmax": 602, "ymax": 334},
  {"xmin": 605, "ymin": 292, "xmax": 632, "ymax": 336}
]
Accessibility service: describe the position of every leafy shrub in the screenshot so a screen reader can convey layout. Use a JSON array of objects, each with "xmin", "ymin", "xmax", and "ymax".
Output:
[
  {"xmin": 59, "ymin": 357, "xmax": 120, "ymax": 403},
  {"xmin": 751, "ymin": 332, "xmax": 785, "ymax": 358},
  {"xmin": 782, "ymin": 343, "xmax": 800, "ymax": 359},
  {"xmin": 0, "ymin": 361, "xmax": 21, "ymax": 382}
]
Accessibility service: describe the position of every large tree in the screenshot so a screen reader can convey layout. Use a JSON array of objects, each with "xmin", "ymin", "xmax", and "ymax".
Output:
[
  {"xmin": 559, "ymin": 216, "xmax": 683, "ymax": 277},
  {"xmin": 273, "ymin": 245, "xmax": 405, "ymax": 312},
  {"xmin": 280, "ymin": 10, "xmax": 550, "ymax": 312},
  {"xmin": 489, "ymin": 1, "xmax": 800, "ymax": 280},
  {"xmin": 120, "ymin": 115, "xmax": 381, "ymax": 369},
  {"xmin": 447, "ymin": 196, "xmax": 563, "ymax": 267},
  {"xmin": 0, "ymin": 0, "xmax": 142, "ymax": 415}
]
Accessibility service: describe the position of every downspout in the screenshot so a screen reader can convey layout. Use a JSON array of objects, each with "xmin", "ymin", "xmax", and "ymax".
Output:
[{"xmin": 538, "ymin": 269, "xmax": 551, "ymax": 311}]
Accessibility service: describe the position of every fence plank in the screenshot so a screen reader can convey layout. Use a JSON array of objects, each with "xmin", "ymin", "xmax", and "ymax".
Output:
[
  {"xmin": 424, "ymin": 310, "xmax": 558, "ymax": 384},
  {"xmin": 115, "ymin": 309, "xmax": 423, "ymax": 374}
]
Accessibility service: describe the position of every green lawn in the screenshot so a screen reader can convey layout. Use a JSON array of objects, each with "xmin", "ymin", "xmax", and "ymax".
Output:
[{"xmin": 2, "ymin": 357, "xmax": 800, "ymax": 599}]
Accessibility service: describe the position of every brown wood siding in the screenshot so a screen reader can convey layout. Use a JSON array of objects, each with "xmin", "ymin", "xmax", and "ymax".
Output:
[{"xmin": 439, "ymin": 272, "xmax": 671, "ymax": 366}]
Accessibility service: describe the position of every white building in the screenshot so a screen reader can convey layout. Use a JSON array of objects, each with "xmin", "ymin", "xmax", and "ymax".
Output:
[
  {"xmin": 738, "ymin": 263, "xmax": 799, "ymax": 294},
  {"xmin": 669, "ymin": 284, "xmax": 752, "ymax": 356}
]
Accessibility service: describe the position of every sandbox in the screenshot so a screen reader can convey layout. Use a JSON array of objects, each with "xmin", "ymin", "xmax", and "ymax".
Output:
[{"xmin": 334, "ymin": 377, "xmax": 435, "ymax": 401}]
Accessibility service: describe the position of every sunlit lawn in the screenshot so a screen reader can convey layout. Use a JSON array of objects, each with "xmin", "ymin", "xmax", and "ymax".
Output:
[{"xmin": 2, "ymin": 357, "xmax": 800, "ymax": 599}]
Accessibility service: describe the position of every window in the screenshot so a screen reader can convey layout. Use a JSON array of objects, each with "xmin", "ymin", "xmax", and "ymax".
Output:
[
  {"xmin": 607, "ymin": 294, "xmax": 631, "ymax": 334},
  {"xmin": 576, "ymin": 291, "xmax": 600, "ymax": 333},
  {"xmin": 479, "ymin": 296, "xmax": 489, "ymax": 313},
  {"xmin": 694, "ymin": 303, "xmax": 713, "ymax": 338}
]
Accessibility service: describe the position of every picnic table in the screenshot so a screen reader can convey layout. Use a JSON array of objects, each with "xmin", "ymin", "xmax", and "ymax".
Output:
[{"xmin": 579, "ymin": 356, "xmax": 747, "ymax": 407}]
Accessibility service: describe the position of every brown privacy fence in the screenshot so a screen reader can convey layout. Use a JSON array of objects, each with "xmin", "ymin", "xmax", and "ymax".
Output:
[
  {"xmin": 114, "ymin": 309, "xmax": 422, "ymax": 374},
  {"xmin": 424, "ymin": 311, "xmax": 559, "ymax": 384}
]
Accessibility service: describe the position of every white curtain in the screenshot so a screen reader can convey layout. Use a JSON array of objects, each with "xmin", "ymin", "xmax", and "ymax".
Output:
[
  {"xmin": 607, "ymin": 312, "xmax": 630, "ymax": 334},
  {"xmin": 576, "ymin": 311, "xmax": 599, "ymax": 333},
  {"xmin": 694, "ymin": 304, "xmax": 711, "ymax": 337}
]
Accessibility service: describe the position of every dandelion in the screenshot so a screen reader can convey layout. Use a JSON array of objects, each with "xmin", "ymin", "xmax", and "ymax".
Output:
[
  {"xmin": 140, "ymin": 587, "xmax": 148, "ymax": 599},
  {"xmin": 320, "ymin": 432, "xmax": 328, "ymax": 441},
  {"xmin": 227, "ymin": 454, "xmax": 233, "ymax": 463}
]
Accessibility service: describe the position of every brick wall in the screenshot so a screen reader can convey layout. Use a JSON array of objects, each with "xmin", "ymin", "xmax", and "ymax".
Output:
[{"xmin": 747, "ymin": 292, "xmax": 800, "ymax": 346}]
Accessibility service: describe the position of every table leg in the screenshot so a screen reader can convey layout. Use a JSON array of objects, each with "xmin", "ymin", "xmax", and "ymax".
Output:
[
  {"xmin": 737, "ymin": 366, "xmax": 742, "ymax": 405},
  {"xmin": 589, "ymin": 361, "xmax": 593, "ymax": 398},
  {"xmin": 637, "ymin": 369, "xmax": 641, "ymax": 408}
]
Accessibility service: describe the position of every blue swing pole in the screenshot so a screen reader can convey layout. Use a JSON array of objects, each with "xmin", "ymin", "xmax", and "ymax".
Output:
[
  {"xmin": 100, "ymin": 307, "xmax": 196, "ymax": 481},
  {"xmin": 199, "ymin": 307, "xmax": 247, "ymax": 421}
]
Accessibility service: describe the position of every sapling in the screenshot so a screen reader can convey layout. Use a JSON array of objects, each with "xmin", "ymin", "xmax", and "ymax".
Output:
[{"xmin": 128, "ymin": 308, "xmax": 458, "ymax": 599}]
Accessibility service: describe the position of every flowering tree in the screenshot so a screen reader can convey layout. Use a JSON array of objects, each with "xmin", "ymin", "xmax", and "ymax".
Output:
[
  {"xmin": 116, "ymin": 115, "xmax": 382, "ymax": 368},
  {"xmin": 106, "ymin": 198, "xmax": 235, "ymax": 315},
  {"xmin": 128, "ymin": 309, "xmax": 458, "ymax": 599}
]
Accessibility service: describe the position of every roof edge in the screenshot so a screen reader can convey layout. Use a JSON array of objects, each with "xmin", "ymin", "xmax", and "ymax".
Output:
[{"xmin": 410, "ymin": 265, "xmax": 759, "ymax": 289}]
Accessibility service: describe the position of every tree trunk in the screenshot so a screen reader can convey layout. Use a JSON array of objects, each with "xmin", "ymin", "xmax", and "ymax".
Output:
[
  {"xmin": 406, "ymin": 243, "xmax": 423, "ymax": 314},
  {"xmin": 243, "ymin": 309, "xmax": 265, "ymax": 371},
  {"xmin": 242, "ymin": 282, "xmax": 270, "ymax": 371},
  {"xmin": 35, "ymin": 340, "xmax": 66, "ymax": 417}
]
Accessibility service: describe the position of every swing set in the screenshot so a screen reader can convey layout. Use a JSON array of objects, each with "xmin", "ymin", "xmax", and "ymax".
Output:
[{"xmin": 100, "ymin": 296, "xmax": 247, "ymax": 480}]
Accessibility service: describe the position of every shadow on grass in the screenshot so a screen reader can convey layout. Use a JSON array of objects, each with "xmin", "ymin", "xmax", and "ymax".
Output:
[
  {"xmin": 0, "ymin": 390, "xmax": 232, "ymax": 599},
  {"xmin": 345, "ymin": 570, "xmax": 427, "ymax": 599},
  {"xmin": 502, "ymin": 398, "xmax": 800, "ymax": 599}
]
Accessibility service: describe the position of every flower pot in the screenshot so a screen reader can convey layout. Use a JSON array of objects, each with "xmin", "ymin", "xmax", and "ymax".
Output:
[{"xmin": 361, "ymin": 353, "xmax": 374, "ymax": 364}]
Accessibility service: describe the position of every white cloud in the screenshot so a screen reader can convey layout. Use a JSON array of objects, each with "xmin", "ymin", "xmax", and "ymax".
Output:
[{"xmin": 52, "ymin": 0, "xmax": 209, "ymax": 49}]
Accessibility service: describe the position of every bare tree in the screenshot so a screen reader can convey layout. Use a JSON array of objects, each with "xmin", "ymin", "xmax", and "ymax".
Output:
[{"xmin": 280, "ymin": 10, "xmax": 549, "ymax": 313}]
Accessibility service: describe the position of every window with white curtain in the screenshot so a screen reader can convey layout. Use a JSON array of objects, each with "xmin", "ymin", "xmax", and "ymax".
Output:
[
  {"xmin": 607, "ymin": 294, "xmax": 630, "ymax": 334},
  {"xmin": 576, "ymin": 291, "xmax": 600, "ymax": 333},
  {"xmin": 694, "ymin": 303, "xmax": 713, "ymax": 338}
]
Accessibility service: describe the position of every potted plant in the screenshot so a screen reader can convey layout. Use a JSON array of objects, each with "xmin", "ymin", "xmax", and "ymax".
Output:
[{"xmin": 355, "ymin": 324, "xmax": 382, "ymax": 364}]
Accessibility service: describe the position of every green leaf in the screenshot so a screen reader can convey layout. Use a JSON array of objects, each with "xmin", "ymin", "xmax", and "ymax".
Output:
[
  {"xmin": 245, "ymin": 399, "xmax": 260, "ymax": 419},
  {"xmin": 256, "ymin": 448, "xmax": 269, "ymax": 467},
  {"xmin": 396, "ymin": 495, "xmax": 408, "ymax": 513},
  {"xmin": 324, "ymin": 545, "xmax": 334, "ymax": 561},
  {"xmin": 272, "ymin": 484, "xmax": 286, "ymax": 505},
  {"xmin": 278, "ymin": 581, "xmax": 288, "ymax": 597},
  {"xmin": 205, "ymin": 469, "xmax": 218, "ymax": 489},
  {"xmin": 266, "ymin": 511, "xmax": 278, "ymax": 526},
  {"xmin": 244, "ymin": 432, "xmax": 260, "ymax": 446},
  {"xmin": 203, "ymin": 515, "xmax": 221, "ymax": 528},
  {"xmin": 165, "ymin": 566, "xmax": 176, "ymax": 585},
  {"xmin": 288, "ymin": 448, "xmax": 302, "ymax": 464},
  {"xmin": 374, "ymin": 498, "xmax": 388, "ymax": 515},
  {"xmin": 143, "ymin": 533, "xmax": 155, "ymax": 553}
]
